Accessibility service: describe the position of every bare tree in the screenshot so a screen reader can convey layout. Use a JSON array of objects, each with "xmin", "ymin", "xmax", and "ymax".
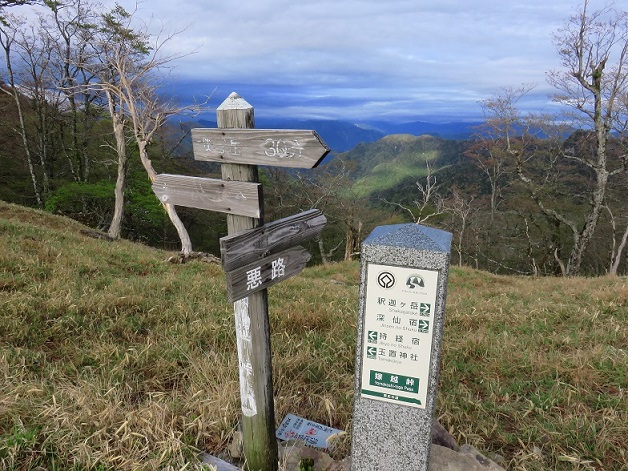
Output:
[
  {"xmin": 267, "ymin": 159, "xmax": 363, "ymax": 263},
  {"xmin": 445, "ymin": 187, "xmax": 474, "ymax": 267},
  {"xmin": 0, "ymin": 15, "xmax": 43, "ymax": 206},
  {"xmin": 1, "ymin": 2, "xmax": 106, "ymax": 210},
  {"xmin": 466, "ymin": 85, "xmax": 535, "ymax": 225},
  {"xmin": 42, "ymin": 0, "xmax": 101, "ymax": 182},
  {"xmin": 303, "ymin": 161, "xmax": 364, "ymax": 261},
  {"xmin": 0, "ymin": 0, "xmax": 39, "ymax": 24},
  {"xmin": 515, "ymin": 1, "xmax": 628, "ymax": 275},
  {"xmin": 383, "ymin": 160, "xmax": 445, "ymax": 224},
  {"xmin": 605, "ymin": 204, "xmax": 628, "ymax": 275},
  {"xmin": 84, "ymin": 4, "xmax": 204, "ymax": 249}
]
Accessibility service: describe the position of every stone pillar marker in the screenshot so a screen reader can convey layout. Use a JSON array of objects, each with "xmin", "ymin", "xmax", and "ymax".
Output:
[{"xmin": 351, "ymin": 223, "xmax": 452, "ymax": 471}]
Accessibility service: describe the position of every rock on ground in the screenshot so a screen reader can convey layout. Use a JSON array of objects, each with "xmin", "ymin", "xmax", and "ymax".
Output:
[
  {"xmin": 201, "ymin": 420, "xmax": 506, "ymax": 471},
  {"xmin": 202, "ymin": 442, "xmax": 505, "ymax": 471}
]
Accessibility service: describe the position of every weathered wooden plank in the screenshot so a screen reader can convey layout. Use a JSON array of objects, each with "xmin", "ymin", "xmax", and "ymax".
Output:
[
  {"xmin": 192, "ymin": 128, "xmax": 330, "ymax": 168},
  {"xmin": 217, "ymin": 93, "xmax": 279, "ymax": 471},
  {"xmin": 151, "ymin": 173, "xmax": 261, "ymax": 218},
  {"xmin": 201, "ymin": 454, "xmax": 241, "ymax": 471},
  {"xmin": 220, "ymin": 209, "xmax": 327, "ymax": 271},
  {"xmin": 225, "ymin": 246, "xmax": 312, "ymax": 302}
]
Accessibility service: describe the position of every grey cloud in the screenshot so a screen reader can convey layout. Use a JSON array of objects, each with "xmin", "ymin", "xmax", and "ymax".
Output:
[{"xmin": 112, "ymin": 0, "xmax": 581, "ymax": 120}]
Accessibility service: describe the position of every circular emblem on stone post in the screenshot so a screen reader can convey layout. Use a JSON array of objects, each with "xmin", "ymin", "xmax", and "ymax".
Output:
[
  {"xmin": 406, "ymin": 274, "xmax": 425, "ymax": 289},
  {"xmin": 377, "ymin": 271, "xmax": 396, "ymax": 289}
]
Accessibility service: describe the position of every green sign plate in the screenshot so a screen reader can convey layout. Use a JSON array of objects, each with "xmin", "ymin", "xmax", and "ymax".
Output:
[
  {"xmin": 359, "ymin": 263, "xmax": 440, "ymax": 409},
  {"xmin": 369, "ymin": 370, "xmax": 419, "ymax": 394}
]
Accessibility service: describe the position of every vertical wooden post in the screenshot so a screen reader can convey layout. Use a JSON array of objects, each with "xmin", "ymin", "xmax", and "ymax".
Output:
[{"xmin": 218, "ymin": 92, "xmax": 278, "ymax": 471}]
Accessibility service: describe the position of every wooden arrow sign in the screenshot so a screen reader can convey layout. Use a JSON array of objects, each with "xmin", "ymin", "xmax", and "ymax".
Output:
[
  {"xmin": 220, "ymin": 209, "xmax": 327, "ymax": 271},
  {"xmin": 152, "ymin": 173, "xmax": 262, "ymax": 218},
  {"xmin": 225, "ymin": 245, "xmax": 312, "ymax": 302},
  {"xmin": 192, "ymin": 128, "xmax": 330, "ymax": 168}
]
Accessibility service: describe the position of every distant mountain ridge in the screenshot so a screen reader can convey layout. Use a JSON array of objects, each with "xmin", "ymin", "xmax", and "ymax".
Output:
[
  {"xmin": 334, "ymin": 133, "xmax": 464, "ymax": 201},
  {"xmin": 194, "ymin": 117, "xmax": 480, "ymax": 153},
  {"xmin": 195, "ymin": 118, "xmax": 382, "ymax": 154},
  {"xmin": 356, "ymin": 120, "xmax": 482, "ymax": 141}
]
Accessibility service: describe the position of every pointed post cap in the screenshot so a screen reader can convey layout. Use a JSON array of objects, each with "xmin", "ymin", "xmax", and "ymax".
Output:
[
  {"xmin": 364, "ymin": 223, "xmax": 452, "ymax": 253},
  {"xmin": 217, "ymin": 92, "xmax": 253, "ymax": 111},
  {"xmin": 217, "ymin": 92, "xmax": 254, "ymax": 129}
]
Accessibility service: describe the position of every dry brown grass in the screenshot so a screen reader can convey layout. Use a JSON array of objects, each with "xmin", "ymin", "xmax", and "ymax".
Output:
[
  {"xmin": 440, "ymin": 270, "xmax": 627, "ymax": 470},
  {"xmin": 1, "ymin": 200, "xmax": 626, "ymax": 470}
]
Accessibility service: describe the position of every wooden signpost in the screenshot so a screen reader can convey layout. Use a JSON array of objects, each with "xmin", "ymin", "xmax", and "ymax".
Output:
[
  {"xmin": 151, "ymin": 92, "xmax": 328, "ymax": 471},
  {"xmin": 221, "ymin": 209, "xmax": 326, "ymax": 302},
  {"xmin": 192, "ymin": 128, "xmax": 329, "ymax": 168},
  {"xmin": 224, "ymin": 245, "xmax": 312, "ymax": 302},
  {"xmin": 152, "ymin": 174, "xmax": 262, "ymax": 218},
  {"xmin": 220, "ymin": 209, "xmax": 327, "ymax": 271}
]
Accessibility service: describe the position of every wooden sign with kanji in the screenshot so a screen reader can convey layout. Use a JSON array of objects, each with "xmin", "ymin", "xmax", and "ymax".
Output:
[{"xmin": 151, "ymin": 92, "xmax": 328, "ymax": 471}]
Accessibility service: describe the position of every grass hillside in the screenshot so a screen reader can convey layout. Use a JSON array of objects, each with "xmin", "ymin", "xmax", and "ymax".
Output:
[
  {"xmin": 0, "ymin": 200, "xmax": 626, "ymax": 470},
  {"xmin": 336, "ymin": 134, "xmax": 462, "ymax": 198}
]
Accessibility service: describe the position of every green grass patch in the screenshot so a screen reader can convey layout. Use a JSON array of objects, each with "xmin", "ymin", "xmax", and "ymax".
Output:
[
  {"xmin": 351, "ymin": 150, "xmax": 437, "ymax": 198},
  {"xmin": 0, "ymin": 201, "xmax": 626, "ymax": 470}
]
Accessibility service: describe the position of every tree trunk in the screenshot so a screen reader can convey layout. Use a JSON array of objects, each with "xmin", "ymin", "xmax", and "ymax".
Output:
[
  {"xmin": 0, "ymin": 45, "xmax": 42, "ymax": 206},
  {"xmin": 108, "ymin": 113, "xmax": 127, "ymax": 239},
  {"xmin": 318, "ymin": 237, "xmax": 343, "ymax": 264},
  {"xmin": 318, "ymin": 238, "xmax": 330, "ymax": 265},
  {"xmin": 136, "ymin": 139, "xmax": 193, "ymax": 255},
  {"xmin": 565, "ymin": 176, "xmax": 607, "ymax": 275},
  {"xmin": 344, "ymin": 220, "xmax": 362, "ymax": 261},
  {"xmin": 563, "ymin": 67, "xmax": 611, "ymax": 275},
  {"xmin": 609, "ymin": 222, "xmax": 628, "ymax": 276}
]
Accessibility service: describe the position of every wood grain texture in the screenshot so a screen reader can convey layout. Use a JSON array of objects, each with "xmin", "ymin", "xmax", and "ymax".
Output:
[
  {"xmin": 225, "ymin": 246, "xmax": 312, "ymax": 302},
  {"xmin": 217, "ymin": 92, "xmax": 279, "ymax": 471},
  {"xmin": 192, "ymin": 128, "xmax": 330, "ymax": 168},
  {"xmin": 151, "ymin": 174, "xmax": 261, "ymax": 218},
  {"xmin": 220, "ymin": 209, "xmax": 326, "ymax": 271}
]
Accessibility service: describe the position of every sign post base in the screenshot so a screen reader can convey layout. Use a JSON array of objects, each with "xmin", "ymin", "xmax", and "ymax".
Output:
[{"xmin": 351, "ymin": 224, "xmax": 452, "ymax": 471}]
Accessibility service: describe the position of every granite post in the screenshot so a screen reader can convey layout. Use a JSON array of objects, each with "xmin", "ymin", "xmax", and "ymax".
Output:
[{"xmin": 351, "ymin": 224, "xmax": 452, "ymax": 471}]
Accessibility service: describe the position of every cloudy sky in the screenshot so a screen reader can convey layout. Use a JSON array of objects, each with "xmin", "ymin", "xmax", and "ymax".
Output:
[{"xmin": 29, "ymin": 0, "xmax": 588, "ymax": 122}]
